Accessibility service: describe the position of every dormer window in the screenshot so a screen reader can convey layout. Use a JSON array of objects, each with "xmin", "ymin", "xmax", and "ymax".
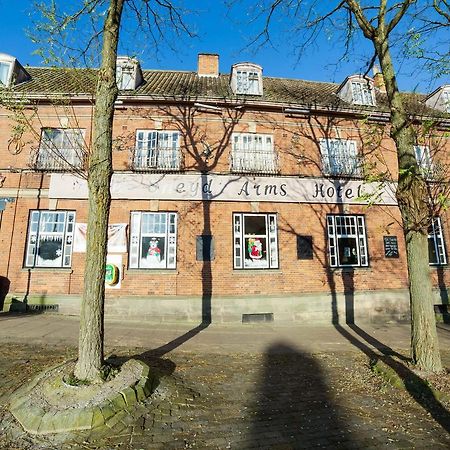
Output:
[
  {"xmin": 337, "ymin": 75, "xmax": 376, "ymax": 107},
  {"xmin": 231, "ymin": 63, "xmax": 263, "ymax": 96},
  {"xmin": 442, "ymin": 90, "xmax": 450, "ymax": 112},
  {"xmin": 0, "ymin": 61, "xmax": 11, "ymax": 85},
  {"xmin": 116, "ymin": 56, "xmax": 143, "ymax": 91},
  {"xmin": 0, "ymin": 53, "xmax": 30, "ymax": 87},
  {"xmin": 425, "ymin": 85, "xmax": 450, "ymax": 113},
  {"xmin": 351, "ymin": 80, "xmax": 375, "ymax": 106}
]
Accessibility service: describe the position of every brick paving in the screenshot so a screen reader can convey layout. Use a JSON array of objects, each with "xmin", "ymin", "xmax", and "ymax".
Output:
[{"xmin": 0, "ymin": 316, "xmax": 450, "ymax": 449}]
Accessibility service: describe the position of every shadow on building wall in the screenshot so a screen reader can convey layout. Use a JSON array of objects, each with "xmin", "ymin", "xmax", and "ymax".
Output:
[
  {"xmin": 0, "ymin": 276, "xmax": 10, "ymax": 311},
  {"xmin": 249, "ymin": 342, "xmax": 353, "ymax": 447},
  {"xmin": 437, "ymin": 267, "xmax": 450, "ymax": 324}
]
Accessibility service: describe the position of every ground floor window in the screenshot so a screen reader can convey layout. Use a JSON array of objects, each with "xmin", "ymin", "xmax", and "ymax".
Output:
[
  {"xmin": 129, "ymin": 212, "xmax": 177, "ymax": 269},
  {"xmin": 25, "ymin": 210, "xmax": 75, "ymax": 268},
  {"xmin": 429, "ymin": 218, "xmax": 447, "ymax": 265},
  {"xmin": 233, "ymin": 213, "xmax": 279, "ymax": 269},
  {"xmin": 327, "ymin": 215, "xmax": 368, "ymax": 267}
]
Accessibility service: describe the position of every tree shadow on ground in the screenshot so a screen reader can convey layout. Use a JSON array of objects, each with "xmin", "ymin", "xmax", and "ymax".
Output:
[
  {"xmin": 249, "ymin": 342, "xmax": 353, "ymax": 448},
  {"xmin": 333, "ymin": 268, "xmax": 450, "ymax": 433}
]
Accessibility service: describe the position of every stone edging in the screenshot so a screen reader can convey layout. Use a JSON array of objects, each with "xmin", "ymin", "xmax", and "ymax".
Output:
[
  {"xmin": 371, "ymin": 358, "xmax": 449, "ymax": 404},
  {"xmin": 9, "ymin": 359, "xmax": 155, "ymax": 435}
]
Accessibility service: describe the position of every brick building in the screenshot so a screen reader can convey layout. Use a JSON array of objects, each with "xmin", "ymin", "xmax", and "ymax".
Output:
[{"xmin": 1, "ymin": 52, "xmax": 449, "ymax": 323}]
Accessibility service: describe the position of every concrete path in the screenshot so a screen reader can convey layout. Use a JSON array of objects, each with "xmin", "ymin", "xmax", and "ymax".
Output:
[{"xmin": 1, "ymin": 312, "xmax": 450, "ymax": 357}]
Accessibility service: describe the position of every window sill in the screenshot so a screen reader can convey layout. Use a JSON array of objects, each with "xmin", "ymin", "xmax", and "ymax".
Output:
[
  {"xmin": 233, "ymin": 269, "xmax": 282, "ymax": 275},
  {"xmin": 22, "ymin": 268, "xmax": 74, "ymax": 273},
  {"xmin": 328, "ymin": 266, "xmax": 372, "ymax": 272},
  {"xmin": 126, "ymin": 269, "xmax": 179, "ymax": 275}
]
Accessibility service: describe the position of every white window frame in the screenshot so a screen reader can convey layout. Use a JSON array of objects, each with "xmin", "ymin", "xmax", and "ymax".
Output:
[
  {"xmin": 233, "ymin": 213, "xmax": 279, "ymax": 270},
  {"xmin": 25, "ymin": 210, "xmax": 75, "ymax": 268},
  {"xmin": 129, "ymin": 212, "xmax": 177, "ymax": 269},
  {"xmin": 442, "ymin": 90, "xmax": 450, "ymax": 113},
  {"xmin": 116, "ymin": 64, "xmax": 135, "ymax": 90},
  {"xmin": 236, "ymin": 70, "xmax": 260, "ymax": 95},
  {"xmin": 414, "ymin": 145, "xmax": 434, "ymax": 177},
  {"xmin": 37, "ymin": 128, "xmax": 84, "ymax": 170},
  {"xmin": 0, "ymin": 61, "xmax": 11, "ymax": 86},
  {"xmin": 327, "ymin": 215, "xmax": 368, "ymax": 268},
  {"xmin": 231, "ymin": 133, "xmax": 277, "ymax": 174},
  {"xmin": 429, "ymin": 217, "xmax": 447, "ymax": 266},
  {"xmin": 134, "ymin": 130, "xmax": 181, "ymax": 171},
  {"xmin": 320, "ymin": 139, "xmax": 360, "ymax": 177},
  {"xmin": 351, "ymin": 80, "xmax": 375, "ymax": 106}
]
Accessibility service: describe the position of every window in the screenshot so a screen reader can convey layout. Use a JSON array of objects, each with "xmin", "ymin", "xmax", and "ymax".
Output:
[
  {"xmin": 233, "ymin": 213, "xmax": 279, "ymax": 269},
  {"xmin": 0, "ymin": 61, "xmax": 11, "ymax": 85},
  {"xmin": 25, "ymin": 210, "xmax": 75, "ymax": 268},
  {"xmin": 36, "ymin": 128, "xmax": 84, "ymax": 170},
  {"xmin": 134, "ymin": 130, "xmax": 181, "ymax": 171},
  {"xmin": 231, "ymin": 133, "xmax": 277, "ymax": 174},
  {"xmin": 129, "ymin": 212, "xmax": 177, "ymax": 269},
  {"xmin": 429, "ymin": 218, "xmax": 447, "ymax": 265},
  {"xmin": 442, "ymin": 90, "xmax": 450, "ymax": 112},
  {"xmin": 236, "ymin": 71, "xmax": 260, "ymax": 95},
  {"xmin": 196, "ymin": 235, "xmax": 215, "ymax": 261},
  {"xmin": 351, "ymin": 81, "xmax": 375, "ymax": 106},
  {"xmin": 327, "ymin": 215, "xmax": 368, "ymax": 267},
  {"xmin": 231, "ymin": 63, "xmax": 263, "ymax": 96},
  {"xmin": 414, "ymin": 145, "xmax": 434, "ymax": 177},
  {"xmin": 320, "ymin": 139, "xmax": 360, "ymax": 177},
  {"xmin": 116, "ymin": 64, "xmax": 134, "ymax": 90}
]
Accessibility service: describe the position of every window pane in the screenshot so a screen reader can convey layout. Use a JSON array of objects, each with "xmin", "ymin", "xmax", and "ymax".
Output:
[
  {"xmin": 337, "ymin": 237, "xmax": 359, "ymax": 265},
  {"xmin": 244, "ymin": 215, "xmax": 266, "ymax": 235},
  {"xmin": 244, "ymin": 237, "xmax": 268, "ymax": 268}
]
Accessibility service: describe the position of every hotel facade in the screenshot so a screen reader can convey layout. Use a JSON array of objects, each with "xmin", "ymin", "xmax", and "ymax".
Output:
[{"xmin": 0, "ymin": 52, "xmax": 449, "ymax": 324}]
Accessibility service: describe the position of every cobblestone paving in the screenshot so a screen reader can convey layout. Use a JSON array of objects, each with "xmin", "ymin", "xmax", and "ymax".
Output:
[{"xmin": 1, "ymin": 341, "xmax": 450, "ymax": 449}]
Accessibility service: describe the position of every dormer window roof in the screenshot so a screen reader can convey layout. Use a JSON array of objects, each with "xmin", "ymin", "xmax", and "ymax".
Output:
[
  {"xmin": 337, "ymin": 75, "xmax": 376, "ymax": 107},
  {"xmin": 0, "ymin": 53, "xmax": 31, "ymax": 87},
  {"xmin": 425, "ymin": 85, "xmax": 450, "ymax": 113},
  {"xmin": 116, "ymin": 56, "xmax": 143, "ymax": 91},
  {"xmin": 230, "ymin": 62, "xmax": 263, "ymax": 96}
]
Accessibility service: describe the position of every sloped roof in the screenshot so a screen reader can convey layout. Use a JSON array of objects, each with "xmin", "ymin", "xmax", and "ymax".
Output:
[{"xmin": 7, "ymin": 66, "xmax": 447, "ymax": 118}]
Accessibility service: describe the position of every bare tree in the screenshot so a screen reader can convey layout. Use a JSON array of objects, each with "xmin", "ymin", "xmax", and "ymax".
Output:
[
  {"xmin": 26, "ymin": 0, "xmax": 195, "ymax": 382},
  {"xmin": 239, "ymin": 0, "xmax": 450, "ymax": 373}
]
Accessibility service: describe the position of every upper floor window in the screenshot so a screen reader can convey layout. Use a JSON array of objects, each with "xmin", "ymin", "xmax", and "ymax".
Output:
[
  {"xmin": 414, "ymin": 145, "xmax": 433, "ymax": 177},
  {"xmin": 129, "ymin": 212, "xmax": 177, "ymax": 269},
  {"xmin": 36, "ymin": 128, "xmax": 84, "ymax": 171},
  {"xmin": 320, "ymin": 139, "xmax": 360, "ymax": 177},
  {"xmin": 236, "ymin": 71, "xmax": 259, "ymax": 95},
  {"xmin": 351, "ymin": 81, "xmax": 375, "ymax": 106},
  {"xmin": 116, "ymin": 56, "xmax": 143, "ymax": 91},
  {"xmin": 337, "ymin": 75, "xmax": 376, "ymax": 107},
  {"xmin": 231, "ymin": 63, "xmax": 263, "ymax": 96},
  {"xmin": 0, "ymin": 61, "xmax": 11, "ymax": 85},
  {"xmin": 429, "ymin": 217, "xmax": 447, "ymax": 265},
  {"xmin": 230, "ymin": 133, "xmax": 277, "ymax": 174},
  {"xmin": 425, "ymin": 85, "xmax": 450, "ymax": 112},
  {"xmin": 442, "ymin": 90, "xmax": 450, "ymax": 112},
  {"xmin": 24, "ymin": 210, "xmax": 75, "ymax": 268},
  {"xmin": 327, "ymin": 215, "xmax": 368, "ymax": 268},
  {"xmin": 133, "ymin": 130, "xmax": 181, "ymax": 171}
]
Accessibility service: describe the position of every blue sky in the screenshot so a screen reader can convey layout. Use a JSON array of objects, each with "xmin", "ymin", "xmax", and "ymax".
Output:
[{"xmin": 0, "ymin": 1, "xmax": 447, "ymax": 93}]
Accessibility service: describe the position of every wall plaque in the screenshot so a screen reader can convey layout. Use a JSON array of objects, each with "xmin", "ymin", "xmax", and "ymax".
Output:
[{"xmin": 383, "ymin": 236, "xmax": 399, "ymax": 258}]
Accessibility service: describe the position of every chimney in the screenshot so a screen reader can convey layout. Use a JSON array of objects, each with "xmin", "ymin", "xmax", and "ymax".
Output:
[
  {"xmin": 373, "ymin": 65, "xmax": 386, "ymax": 93},
  {"xmin": 198, "ymin": 53, "xmax": 219, "ymax": 77}
]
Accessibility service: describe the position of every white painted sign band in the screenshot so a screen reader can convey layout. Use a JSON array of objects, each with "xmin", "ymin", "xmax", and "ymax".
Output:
[{"xmin": 49, "ymin": 173, "xmax": 397, "ymax": 205}]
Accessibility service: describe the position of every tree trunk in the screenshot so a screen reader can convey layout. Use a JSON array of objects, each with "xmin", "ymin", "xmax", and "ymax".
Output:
[
  {"xmin": 374, "ymin": 35, "xmax": 442, "ymax": 373},
  {"xmin": 74, "ymin": 0, "xmax": 124, "ymax": 382}
]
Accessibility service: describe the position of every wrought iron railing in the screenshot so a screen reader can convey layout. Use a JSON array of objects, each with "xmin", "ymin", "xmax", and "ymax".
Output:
[
  {"xmin": 131, "ymin": 147, "xmax": 182, "ymax": 171},
  {"xmin": 230, "ymin": 149, "xmax": 278, "ymax": 174}
]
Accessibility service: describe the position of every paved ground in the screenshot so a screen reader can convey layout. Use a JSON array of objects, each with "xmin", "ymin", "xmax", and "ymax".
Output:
[{"xmin": 1, "ymin": 313, "xmax": 450, "ymax": 449}]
